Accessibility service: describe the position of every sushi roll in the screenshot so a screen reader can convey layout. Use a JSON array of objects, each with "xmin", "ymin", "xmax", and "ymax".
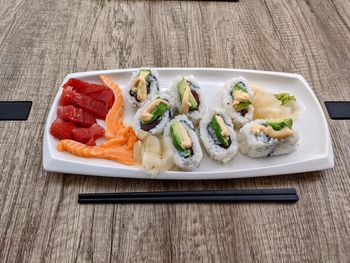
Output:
[
  {"xmin": 133, "ymin": 94, "xmax": 174, "ymax": 135},
  {"xmin": 164, "ymin": 115, "xmax": 203, "ymax": 171},
  {"xmin": 128, "ymin": 68, "xmax": 160, "ymax": 109},
  {"xmin": 199, "ymin": 109, "xmax": 238, "ymax": 163},
  {"xmin": 170, "ymin": 75, "xmax": 206, "ymax": 124},
  {"xmin": 238, "ymin": 118, "xmax": 298, "ymax": 158},
  {"xmin": 222, "ymin": 76, "xmax": 254, "ymax": 128}
]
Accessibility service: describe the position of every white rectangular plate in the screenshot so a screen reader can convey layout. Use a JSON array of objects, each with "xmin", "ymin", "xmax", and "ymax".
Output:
[{"xmin": 43, "ymin": 68, "xmax": 334, "ymax": 180}]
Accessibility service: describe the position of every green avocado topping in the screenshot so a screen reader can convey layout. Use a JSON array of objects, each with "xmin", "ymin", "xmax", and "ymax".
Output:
[
  {"xmin": 210, "ymin": 115, "xmax": 229, "ymax": 147},
  {"xmin": 235, "ymin": 101, "xmax": 252, "ymax": 111},
  {"xmin": 177, "ymin": 78, "xmax": 198, "ymax": 110},
  {"xmin": 170, "ymin": 121, "xmax": 192, "ymax": 157},
  {"xmin": 138, "ymin": 69, "xmax": 151, "ymax": 79},
  {"xmin": 232, "ymin": 82, "xmax": 248, "ymax": 94},
  {"xmin": 273, "ymin": 93, "xmax": 296, "ymax": 106},
  {"xmin": 231, "ymin": 83, "xmax": 251, "ymax": 111},
  {"xmin": 266, "ymin": 118, "xmax": 293, "ymax": 131},
  {"xmin": 141, "ymin": 101, "xmax": 170, "ymax": 124}
]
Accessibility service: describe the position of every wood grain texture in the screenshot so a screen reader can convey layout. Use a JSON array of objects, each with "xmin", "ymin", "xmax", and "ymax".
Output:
[{"xmin": 0, "ymin": 0, "xmax": 349, "ymax": 262}]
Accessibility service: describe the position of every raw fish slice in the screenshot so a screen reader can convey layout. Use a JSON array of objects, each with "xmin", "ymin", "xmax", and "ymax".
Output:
[
  {"xmin": 71, "ymin": 128, "xmax": 91, "ymax": 145},
  {"xmin": 71, "ymin": 124, "xmax": 105, "ymax": 146},
  {"xmin": 100, "ymin": 128, "xmax": 128, "ymax": 147},
  {"xmin": 89, "ymin": 123, "xmax": 105, "ymax": 138},
  {"xmin": 57, "ymin": 140, "xmax": 135, "ymax": 165},
  {"xmin": 126, "ymin": 130, "xmax": 139, "ymax": 149},
  {"xmin": 50, "ymin": 118, "xmax": 75, "ymax": 140},
  {"xmin": 99, "ymin": 75, "xmax": 125, "ymax": 139},
  {"xmin": 60, "ymin": 88, "xmax": 108, "ymax": 119},
  {"xmin": 63, "ymin": 78, "xmax": 115, "ymax": 109},
  {"xmin": 57, "ymin": 105, "xmax": 96, "ymax": 127},
  {"xmin": 99, "ymin": 126, "xmax": 138, "ymax": 148}
]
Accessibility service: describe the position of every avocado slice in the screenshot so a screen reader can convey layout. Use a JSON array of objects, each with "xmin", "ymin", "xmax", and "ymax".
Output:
[
  {"xmin": 177, "ymin": 78, "xmax": 198, "ymax": 110},
  {"xmin": 273, "ymin": 93, "xmax": 296, "ymax": 106},
  {"xmin": 232, "ymin": 82, "xmax": 250, "ymax": 111},
  {"xmin": 266, "ymin": 118, "xmax": 293, "ymax": 131},
  {"xmin": 234, "ymin": 101, "xmax": 251, "ymax": 111},
  {"xmin": 170, "ymin": 120, "xmax": 192, "ymax": 157},
  {"xmin": 210, "ymin": 115, "xmax": 229, "ymax": 147},
  {"xmin": 141, "ymin": 101, "xmax": 170, "ymax": 124},
  {"xmin": 138, "ymin": 69, "xmax": 151, "ymax": 79},
  {"xmin": 232, "ymin": 82, "xmax": 248, "ymax": 94}
]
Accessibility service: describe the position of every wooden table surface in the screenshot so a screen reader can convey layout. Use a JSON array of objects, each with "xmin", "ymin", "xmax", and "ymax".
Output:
[{"xmin": 1, "ymin": 0, "xmax": 350, "ymax": 262}]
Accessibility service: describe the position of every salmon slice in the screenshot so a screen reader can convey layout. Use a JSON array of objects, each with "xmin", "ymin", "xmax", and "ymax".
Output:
[
  {"xmin": 99, "ymin": 137, "xmax": 126, "ymax": 148},
  {"xmin": 57, "ymin": 140, "xmax": 135, "ymax": 165},
  {"xmin": 99, "ymin": 75, "xmax": 125, "ymax": 139},
  {"xmin": 99, "ymin": 126, "xmax": 138, "ymax": 148},
  {"xmin": 127, "ymin": 133, "xmax": 139, "ymax": 149},
  {"xmin": 125, "ymin": 126, "xmax": 139, "ymax": 149}
]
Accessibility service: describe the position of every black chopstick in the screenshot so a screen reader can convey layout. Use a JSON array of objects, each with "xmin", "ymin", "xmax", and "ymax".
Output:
[
  {"xmin": 78, "ymin": 188, "xmax": 298, "ymax": 204},
  {"xmin": 79, "ymin": 188, "xmax": 296, "ymax": 198}
]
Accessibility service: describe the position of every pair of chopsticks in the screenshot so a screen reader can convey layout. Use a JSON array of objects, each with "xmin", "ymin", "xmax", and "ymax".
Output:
[{"xmin": 78, "ymin": 188, "xmax": 298, "ymax": 204}]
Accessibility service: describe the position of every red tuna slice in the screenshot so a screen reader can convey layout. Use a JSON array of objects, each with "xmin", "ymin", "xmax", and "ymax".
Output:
[
  {"xmin": 60, "ymin": 88, "xmax": 108, "ymax": 119},
  {"xmin": 89, "ymin": 123, "xmax": 105, "ymax": 139},
  {"xmin": 57, "ymin": 105, "xmax": 96, "ymax": 128},
  {"xmin": 63, "ymin": 78, "xmax": 115, "ymax": 109},
  {"xmin": 71, "ymin": 124, "xmax": 105, "ymax": 146},
  {"xmin": 50, "ymin": 118, "xmax": 75, "ymax": 140}
]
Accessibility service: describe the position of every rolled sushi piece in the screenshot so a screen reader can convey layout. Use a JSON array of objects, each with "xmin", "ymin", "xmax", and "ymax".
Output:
[
  {"xmin": 238, "ymin": 118, "xmax": 298, "ymax": 158},
  {"xmin": 164, "ymin": 115, "xmax": 203, "ymax": 171},
  {"xmin": 133, "ymin": 93, "xmax": 174, "ymax": 135},
  {"xmin": 222, "ymin": 76, "xmax": 254, "ymax": 128},
  {"xmin": 199, "ymin": 109, "xmax": 238, "ymax": 163},
  {"xmin": 128, "ymin": 68, "xmax": 160, "ymax": 109},
  {"xmin": 170, "ymin": 75, "xmax": 206, "ymax": 124}
]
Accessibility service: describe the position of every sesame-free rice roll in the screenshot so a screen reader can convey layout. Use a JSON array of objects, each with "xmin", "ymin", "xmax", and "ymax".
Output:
[
  {"xmin": 237, "ymin": 118, "xmax": 298, "ymax": 158},
  {"xmin": 133, "ymin": 94, "xmax": 174, "ymax": 136},
  {"xmin": 164, "ymin": 115, "xmax": 203, "ymax": 171},
  {"xmin": 170, "ymin": 75, "xmax": 206, "ymax": 124},
  {"xmin": 222, "ymin": 76, "xmax": 254, "ymax": 128},
  {"xmin": 199, "ymin": 108, "xmax": 238, "ymax": 163},
  {"xmin": 128, "ymin": 68, "xmax": 160, "ymax": 109}
]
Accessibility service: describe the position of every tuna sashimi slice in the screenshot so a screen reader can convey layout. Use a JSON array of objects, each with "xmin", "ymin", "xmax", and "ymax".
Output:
[
  {"xmin": 60, "ymin": 88, "xmax": 108, "ymax": 119},
  {"xmin": 71, "ymin": 124, "xmax": 105, "ymax": 146},
  {"xmin": 63, "ymin": 78, "xmax": 115, "ymax": 109},
  {"xmin": 50, "ymin": 118, "xmax": 75, "ymax": 140},
  {"xmin": 57, "ymin": 105, "xmax": 96, "ymax": 127}
]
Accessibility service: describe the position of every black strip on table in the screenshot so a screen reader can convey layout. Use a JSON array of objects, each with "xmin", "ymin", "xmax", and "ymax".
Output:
[
  {"xmin": 0, "ymin": 101, "xmax": 32, "ymax": 121},
  {"xmin": 325, "ymin": 101, "xmax": 350, "ymax": 120}
]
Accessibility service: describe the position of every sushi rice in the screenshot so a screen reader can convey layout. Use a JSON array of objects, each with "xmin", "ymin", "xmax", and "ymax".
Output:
[
  {"xmin": 164, "ymin": 115, "xmax": 203, "ymax": 171},
  {"xmin": 133, "ymin": 93, "xmax": 174, "ymax": 135},
  {"xmin": 127, "ymin": 68, "xmax": 160, "ymax": 109},
  {"xmin": 170, "ymin": 75, "xmax": 206, "ymax": 124},
  {"xmin": 222, "ymin": 76, "xmax": 254, "ymax": 128},
  {"xmin": 237, "ymin": 119, "xmax": 299, "ymax": 158},
  {"xmin": 199, "ymin": 108, "xmax": 238, "ymax": 163}
]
